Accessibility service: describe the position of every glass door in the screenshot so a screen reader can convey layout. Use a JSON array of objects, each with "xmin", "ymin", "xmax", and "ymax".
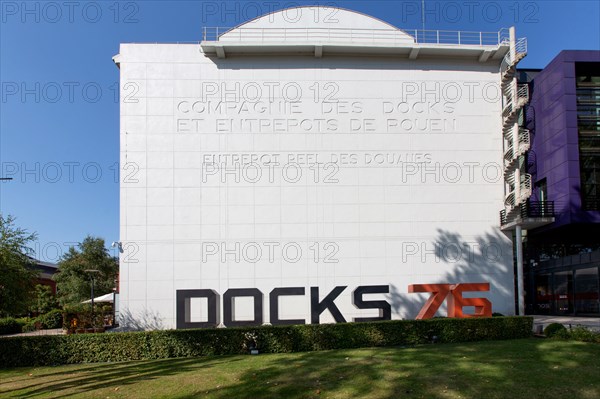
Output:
[
  {"xmin": 534, "ymin": 273, "xmax": 552, "ymax": 314},
  {"xmin": 555, "ymin": 271, "xmax": 574, "ymax": 314},
  {"xmin": 575, "ymin": 267, "xmax": 600, "ymax": 315}
]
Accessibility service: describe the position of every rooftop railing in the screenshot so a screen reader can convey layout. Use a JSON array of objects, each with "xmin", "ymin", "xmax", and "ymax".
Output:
[{"xmin": 202, "ymin": 27, "xmax": 510, "ymax": 47}]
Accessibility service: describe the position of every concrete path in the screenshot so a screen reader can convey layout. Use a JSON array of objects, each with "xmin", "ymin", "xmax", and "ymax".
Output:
[
  {"xmin": 533, "ymin": 315, "xmax": 600, "ymax": 332},
  {"xmin": 0, "ymin": 328, "xmax": 65, "ymax": 338}
]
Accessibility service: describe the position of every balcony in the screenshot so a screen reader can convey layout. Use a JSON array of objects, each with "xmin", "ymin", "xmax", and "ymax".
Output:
[
  {"xmin": 500, "ymin": 200, "xmax": 556, "ymax": 230},
  {"xmin": 521, "ymin": 200, "xmax": 555, "ymax": 218},
  {"xmin": 203, "ymin": 27, "xmax": 509, "ymax": 45},
  {"xmin": 200, "ymin": 27, "xmax": 511, "ymax": 58}
]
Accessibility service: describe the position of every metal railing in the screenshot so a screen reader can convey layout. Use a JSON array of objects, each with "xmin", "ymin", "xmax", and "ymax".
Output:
[
  {"xmin": 499, "ymin": 209, "xmax": 508, "ymax": 225},
  {"xmin": 504, "ymin": 144, "xmax": 514, "ymax": 162},
  {"xmin": 505, "ymin": 172, "xmax": 516, "ymax": 186},
  {"xmin": 202, "ymin": 27, "xmax": 510, "ymax": 47},
  {"xmin": 502, "ymin": 84, "xmax": 529, "ymax": 118},
  {"xmin": 501, "ymin": 37, "xmax": 528, "ymax": 74},
  {"xmin": 521, "ymin": 200, "xmax": 555, "ymax": 219},
  {"xmin": 515, "ymin": 37, "xmax": 528, "ymax": 56},
  {"xmin": 517, "ymin": 128, "xmax": 531, "ymax": 155},
  {"xmin": 520, "ymin": 173, "xmax": 532, "ymax": 201},
  {"xmin": 500, "ymin": 200, "xmax": 555, "ymax": 225},
  {"xmin": 504, "ymin": 191, "xmax": 517, "ymax": 208},
  {"xmin": 503, "ymin": 127, "xmax": 530, "ymax": 162},
  {"xmin": 504, "ymin": 173, "xmax": 532, "ymax": 207},
  {"xmin": 517, "ymin": 84, "xmax": 529, "ymax": 102}
]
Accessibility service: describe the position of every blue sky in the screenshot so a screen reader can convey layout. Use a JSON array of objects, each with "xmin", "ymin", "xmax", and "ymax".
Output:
[{"xmin": 1, "ymin": 0, "xmax": 599, "ymax": 262}]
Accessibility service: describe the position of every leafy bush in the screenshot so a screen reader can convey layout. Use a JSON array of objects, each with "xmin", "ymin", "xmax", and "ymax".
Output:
[
  {"xmin": 29, "ymin": 284, "xmax": 58, "ymax": 314},
  {"xmin": 554, "ymin": 326, "xmax": 600, "ymax": 343},
  {"xmin": 11, "ymin": 317, "xmax": 31, "ymax": 333},
  {"xmin": 0, "ymin": 316, "xmax": 533, "ymax": 367},
  {"xmin": 22, "ymin": 320, "xmax": 40, "ymax": 333},
  {"xmin": 544, "ymin": 323, "xmax": 566, "ymax": 338},
  {"xmin": 38, "ymin": 309, "xmax": 63, "ymax": 329},
  {"xmin": 63, "ymin": 303, "xmax": 109, "ymax": 332},
  {"xmin": 0, "ymin": 318, "xmax": 21, "ymax": 335}
]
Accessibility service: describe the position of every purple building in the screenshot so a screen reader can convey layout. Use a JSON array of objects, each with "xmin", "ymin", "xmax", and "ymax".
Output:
[{"xmin": 516, "ymin": 50, "xmax": 600, "ymax": 316}]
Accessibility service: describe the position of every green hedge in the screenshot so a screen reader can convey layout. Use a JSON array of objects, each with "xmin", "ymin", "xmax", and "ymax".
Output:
[
  {"xmin": 0, "ymin": 316, "xmax": 532, "ymax": 368},
  {"xmin": 0, "ymin": 310, "xmax": 64, "ymax": 336},
  {"xmin": 38, "ymin": 309, "xmax": 63, "ymax": 329},
  {"xmin": 0, "ymin": 318, "xmax": 22, "ymax": 335}
]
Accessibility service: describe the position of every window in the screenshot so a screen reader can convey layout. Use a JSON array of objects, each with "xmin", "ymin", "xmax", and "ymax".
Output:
[{"xmin": 576, "ymin": 62, "xmax": 600, "ymax": 210}]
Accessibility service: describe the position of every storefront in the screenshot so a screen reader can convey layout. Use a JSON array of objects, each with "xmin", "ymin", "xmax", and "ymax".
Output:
[{"xmin": 528, "ymin": 251, "xmax": 600, "ymax": 316}]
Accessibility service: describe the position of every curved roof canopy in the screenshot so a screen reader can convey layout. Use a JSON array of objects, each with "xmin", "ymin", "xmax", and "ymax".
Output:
[
  {"xmin": 201, "ymin": 6, "xmax": 510, "ymax": 61},
  {"xmin": 219, "ymin": 6, "xmax": 414, "ymax": 44}
]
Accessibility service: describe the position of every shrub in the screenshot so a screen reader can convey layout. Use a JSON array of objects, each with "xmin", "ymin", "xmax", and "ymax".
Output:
[
  {"xmin": 565, "ymin": 326, "xmax": 600, "ymax": 343},
  {"xmin": 63, "ymin": 304, "xmax": 108, "ymax": 332},
  {"xmin": 38, "ymin": 309, "xmax": 63, "ymax": 329},
  {"xmin": 0, "ymin": 316, "xmax": 533, "ymax": 367},
  {"xmin": 15, "ymin": 317, "xmax": 30, "ymax": 328},
  {"xmin": 544, "ymin": 323, "xmax": 567, "ymax": 338},
  {"xmin": 22, "ymin": 320, "xmax": 39, "ymax": 333},
  {"xmin": 0, "ymin": 318, "xmax": 22, "ymax": 335}
]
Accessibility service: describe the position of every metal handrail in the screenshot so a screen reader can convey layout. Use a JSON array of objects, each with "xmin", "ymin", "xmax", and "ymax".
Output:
[
  {"xmin": 521, "ymin": 200, "xmax": 555, "ymax": 219},
  {"xmin": 499, "ymin": 209, "xmax": 508, "ymax": 225},
  {"xmin": 504, "ymin": 173, "xmax": 532, "ymax": 207},
  {"xmin": 515, "ymin": 37, "xmax": 528, "ymax": 55},
  {"xmin": 503, "ymin": 84, "xmax": 529, "ymax": 117},
  {"xmin": 504, "ymin": 144, "xmax": 514, "ymax": 161},
  {"xmin": 517, "ymin": 84, "xmax": 529, "ymax": 102},
  {"xmin": 202, "ymin": 26, "xmax": 510, "ymax": 47},
  {"xmin": 517, "ymin": 128, "xmax": 531, "ymax": 155},
  {"xmin": 519, "ymin": 174, "xmax": 532, "ymax": 202},
  {"xmin": 501, "ymin": 37, "xmax": 528, "ymax": 74},
  {"xmin": 506, "ymin": 172, "xmax": 516, "ymax": 185},
  {"xmin": 505, "ymin": 191, "xmax": 516, "ymax": 207},
  {"xmin": 500, "ymin": 200, "xmax": 555, "ymax": 226}
]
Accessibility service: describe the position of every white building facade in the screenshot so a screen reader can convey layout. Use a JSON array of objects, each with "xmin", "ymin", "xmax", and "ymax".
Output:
[{"xmin": 114, "ymin": 7, "xmax": 525, "ymax": 329}]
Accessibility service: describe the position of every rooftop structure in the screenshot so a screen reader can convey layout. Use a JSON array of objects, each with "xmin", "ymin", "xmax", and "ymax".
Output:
[{"xmin": 201, "ymin": 7, "xmax": 511, "ymax": 60}]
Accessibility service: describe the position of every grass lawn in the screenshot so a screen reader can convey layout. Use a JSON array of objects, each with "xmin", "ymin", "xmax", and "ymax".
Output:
[{"xmin": 1, "ymin": 338, "xmax": 599, "ymax": 399}]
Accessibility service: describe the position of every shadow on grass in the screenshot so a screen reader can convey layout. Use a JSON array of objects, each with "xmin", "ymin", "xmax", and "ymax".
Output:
[
  {"xmin": 175, "ymin": 339, "xmax": 600, "ymax": 399},
  {"xmin": 0, "ymin": 357, "xmax": 242, "ymax": 398},
  {"xmin": 2, "ymin": 339, "xmax": 600, "ymax": 399}
]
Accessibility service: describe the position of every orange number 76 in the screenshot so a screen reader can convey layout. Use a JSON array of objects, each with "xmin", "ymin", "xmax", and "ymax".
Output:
[{"xmin": 408, "ymin": 283, "xmax": 492, "ymax": 319}]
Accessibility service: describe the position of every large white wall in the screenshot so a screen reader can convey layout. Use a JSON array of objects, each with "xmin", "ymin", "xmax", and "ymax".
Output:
[{"xmin": 117, "ymin": 42, "xmax": 513, "ymax": 329}]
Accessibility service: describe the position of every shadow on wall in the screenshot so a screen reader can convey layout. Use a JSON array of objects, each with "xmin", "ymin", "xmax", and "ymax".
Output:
[
  {"xmin": 117, "ymin": 308, "xmax": 165, "ymax": 331},
  {"xmin": 116, "ymin": 229, "xmax": 514, "ymax": 327},
  {"xmin": 389, "ymin": 283, "xmax": 424, "ymax": 320},
  {"xmin": 390, "ymin": 228, "xmax": 514, "ymax": 319}
]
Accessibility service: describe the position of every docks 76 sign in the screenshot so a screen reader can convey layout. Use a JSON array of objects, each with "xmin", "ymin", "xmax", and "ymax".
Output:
[{"xmin": 176, "ymin": 283, "xmax": 492, "ymax": 329}]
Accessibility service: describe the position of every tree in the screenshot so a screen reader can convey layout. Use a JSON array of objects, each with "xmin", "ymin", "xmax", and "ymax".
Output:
[
  {"xmin": 0, "ymin": 214, "xmax": 37, "ymax": 317},
  {"xmin": 29, "ymin": 284, "xmax": 58, "ymax": 315},
  {"xmin": 54, "ymin": 236, "xmax": 118, "ymax": 307}
]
